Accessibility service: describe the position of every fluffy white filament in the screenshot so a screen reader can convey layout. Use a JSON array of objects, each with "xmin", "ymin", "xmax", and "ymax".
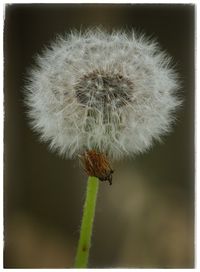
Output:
[{"xmin": 25, "ymin": 29, "xmax": 181, "ymax": 160}]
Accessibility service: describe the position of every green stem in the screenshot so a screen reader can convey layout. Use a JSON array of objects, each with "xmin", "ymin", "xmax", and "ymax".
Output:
[{"xmin": 74, "ymin": 176, "xmax": 99, "ymax": 268}]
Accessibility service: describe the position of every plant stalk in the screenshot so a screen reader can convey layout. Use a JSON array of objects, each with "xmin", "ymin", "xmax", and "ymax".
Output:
[{"xmin": 74, "ymin": 176, "xmax": 99, "ymax": 268}]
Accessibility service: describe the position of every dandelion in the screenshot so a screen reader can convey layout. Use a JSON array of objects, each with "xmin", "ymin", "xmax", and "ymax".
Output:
[{"xmin": 24, "ymin": 28, "xmax": 181, "ymax": 268}]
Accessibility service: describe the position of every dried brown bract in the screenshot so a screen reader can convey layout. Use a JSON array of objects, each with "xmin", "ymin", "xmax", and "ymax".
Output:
[{"xmin": 80, "ymin": 150, "xmax": 114, "ymax": 185}]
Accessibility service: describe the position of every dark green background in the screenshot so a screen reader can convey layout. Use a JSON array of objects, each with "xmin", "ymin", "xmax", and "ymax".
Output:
[{"xmin": 4, "ymin": 4, "xmax": 194, "ymax": 268}]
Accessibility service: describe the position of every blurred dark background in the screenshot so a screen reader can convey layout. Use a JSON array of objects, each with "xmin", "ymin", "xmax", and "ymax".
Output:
[{"xmin": 4, "ymin": 4, "xmax": 194, "ymax": 268}]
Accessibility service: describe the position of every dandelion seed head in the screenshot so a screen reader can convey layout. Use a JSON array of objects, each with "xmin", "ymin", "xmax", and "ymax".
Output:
[{"xmin": 25, "ymin": 28, "xmax": 181, "ymax": 160}]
